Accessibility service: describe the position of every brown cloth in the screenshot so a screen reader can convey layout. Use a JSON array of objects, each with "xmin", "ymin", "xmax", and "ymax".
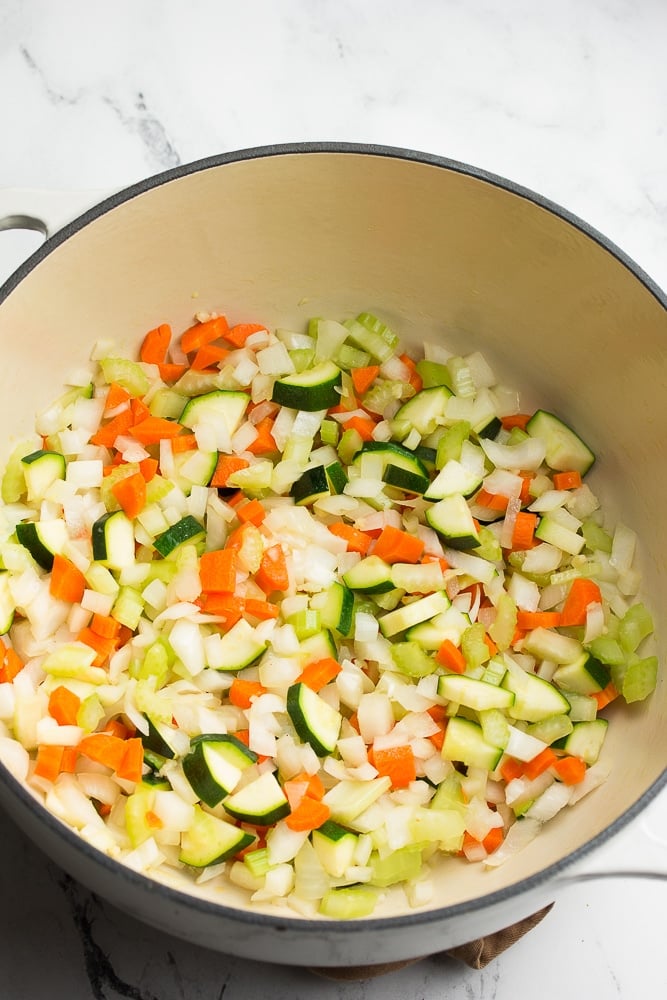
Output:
[{"xmin": 309, "ymin": 903, "xmax": 554, "ymax": 980}]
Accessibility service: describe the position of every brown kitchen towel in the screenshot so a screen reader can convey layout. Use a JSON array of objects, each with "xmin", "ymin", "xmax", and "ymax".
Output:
[{"xmin": 308, "ymin": 903, "xmax": 554, "ymax": 980}]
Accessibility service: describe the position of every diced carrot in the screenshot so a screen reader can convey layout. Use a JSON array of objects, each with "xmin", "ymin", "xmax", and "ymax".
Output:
[
  {"xmin": 48, "ymin": 686, "xmax": 81, "ymax": 727},
  {"xmin": 552, "ymin": 470, "xmax": 583, "ymax": 491},
  {"xmin": 210, "ymin": 455, "xmax": 250, "ymax": 488},
  {"xmin": 435, "ymin": 639, "xmax": 466, "ymax": 673},
  {"xmin": 519, "ymin": 475, "xmax": 534, "ymax": 504},
  {"xmin": 428, "ymin": 728, "xmax": 446, "ymax": 751},
  {"xmin": 552, "ymin": 755, "xmax": 587, "ymax": 785},
  {"xmin": 482, "ymin": 826, "xmax": 504, "ymax": 853},
  {"xmin": 297, "ymin": 656, "xmax": 342, "ymax": 692},
  {"xmin": 225, "ymin": 489, "xmax": 246, "ymax": 507},
  {"xmin": 341, "ymin": 415, "xmax": 376, "ymax": 442},
  {"xmin": 347, "ymin": 712, "xmax": 360, "ymax": 734},
  {"xmin": 60, "ymin": 746, "xmax": 79, "ymax": 773},
  {"xmin": 130, "ymin": 397, "xmax": 151, "ymax": 424},
  {"xmin": 191, "ymin": 344, "xmax": 230, "ymax": 370},
  {"xmin": 130, "ymin": 416, "xmax": 183, "ymax": 445},
  {"xmin": 501, "ymin": 413, "xmax": 531, "ymax": 431},
  {"xmin": 170, "ymin": 434, "xmax": 198, "ymax": 454},
  {"xmin": 243, "ymin": 598, "xmax": 280, "ymax": 620},
  {"xmin": 91, "ymin": 408, "xmax": 134, "ymax": 447},
  {"xmin": 399, "ymin": 353, "xmax": 423, "ymax": 392},
  {"xmin": 516, "ymin": 610, "xmax": 562, "ymax": 630},
  {"xmin": 234, "ymin": 729, "xmax": 250, "ymax": 746},
  {"xmin": 229, "ymin": 678, "xmax": 267, "ymax": 709},
  {"xmin": 288, "ymin": 770, "xmax": 326, "ymax": 801},
  {"xmin": 560, "ymin": 578, "xmax": 603, "ymax": 627},
  {"xmin": 34, "ymin": 744, "xmax": 66, "ymax": 782},
  {"xmin": 103, "ymin": 717, "xmax": 131, "ymax": 740},
  {"xmin": 104, "ymin": 382, "xmax": 131, "ymax": 414},
  {"xmin": 285, "ymin": 794, "xmax": 331, "ymax": 832},
  {"xmin": 351, "ymin": 365, "xmax": 380, "ymax": 396},
  {"xmin": 111, "ymin": 471, "xmax": 147, "ymax": 520},
  {"xmin": 197, "ymin": 594, "xmax": 244, "ymax": 629},
  {"xmin": 224, "ymin": 322, "xmax": 267, "ymax": 348},
  {"xmin": 236, "ymin": 499, "xmax": 266, "ymax": 525},
  {"xmin": 158, "ymin": 363, "xmax": 187, "ymax": 383},
  {"xmin": 48, "ymin": 553, "xmax": 86, "ymax": 605},
  {"xmin": 368, "ymin": 744, "xmax": 416, "ymax": 789},
  {"xmin": 483, "ymin": 633, "xmax": 498, "ymax": 658},
  {"xmin": 327, "ymin": 522, "xmax": 372, "ymax": 554},
  {"xmin": 77, "ymin": 733, "xmax": 127, "ymax": 772},
  {"xmin": 246, "ymin": 416, "xmax": 277, "ymax": 455},
  {"xmin": 180, "ymin": 315, "xmax": 230, "ymax": 355},
  {"xmin": 76, "ymin": 627, "xmax": 118, "ymax": 667},
  {"xmin": 426, "ymin": 704, "xmax": 448, "ymax": 725},
  {"xmin": 511, "ymin": 511, "xmax": 538, "ymax": 550},
  {"xmin": 138, "ymin": 456, "xmax": 159, "ymax": 482},
  {"xmin": 140, "ymin": 323, "xmax": 171, "ymax": 364},
  {"xmin": 522, "ymin": 747, "xmax": 558, "ymax": 781},
  {"xmin": 593, "ymin": 681, "xmax": 619, "ymax": 711},
  {"xmin": 372, "ymin": 525, "xmax": 424, "ymax": 564},
  {"xmin": 475, "ymin": 489, "xmax": 510, "ymax": 512},
  {"xmin": 116, "ymin": 737, "xmax": 144, "ymax": 783},
  {"xmin": 90, "ymin": 614, "xmax": 122, "ymax": 640},
  {"xmin": 145, "ymin": 809, "xmax": 163, "ymax": 829},
  {"xmin": 0, "ymin": 646, "xmax": 24, "ymax": 684},
  {"xmin": 500, "ymin": 757, "xmax": 525, "ymax": 783},
  {"xmin": 199, "ymin": 549, "xmax": 238, "ymax": 595},
  {"xmin": 255, "ymin": 544, "xmax": 289, "ymax": 594}
]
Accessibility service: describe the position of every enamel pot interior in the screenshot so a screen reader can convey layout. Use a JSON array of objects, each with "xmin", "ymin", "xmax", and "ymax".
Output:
[{"xmin": 0, "ymin": 145, "xmax": 665, "ymax": 966}]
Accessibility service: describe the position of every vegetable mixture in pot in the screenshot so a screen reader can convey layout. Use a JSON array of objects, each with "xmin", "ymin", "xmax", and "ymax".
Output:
[{"xmin": 0, "ymin": 310, "xmax": 657, "ymax": 919}]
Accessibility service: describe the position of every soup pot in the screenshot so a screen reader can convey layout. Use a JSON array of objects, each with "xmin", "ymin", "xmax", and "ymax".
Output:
[{"xmin": 0, "ymin": 144, "xmax": 665, "ymax": 968}]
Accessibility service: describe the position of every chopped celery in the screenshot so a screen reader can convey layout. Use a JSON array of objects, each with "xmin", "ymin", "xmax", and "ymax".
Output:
[
  {"xmin": 435, "ymin": 421, "xmax": 471, "ymax": 468},
  {"xmin": 582, "ymin": 519, "xmax": 613, "ymax": 553},
  {"xmin": 319, "ymin": 886, "xmax": 379, "ymax": 919},
  {"xmin": 618, "ymin": 655, "xmax": 658, "ymax": 703},
  {"xmin": 287, "ymin": 608, "xmax": 321, "ymax": 640},
  {"xmin": 479, "ymin": 707, "xmax": 510, "ymax": 748},
  {"xmin": 1, "ymin": 439, "xmax": 36, "ymax": 503},
  {"xmin": 370, "ymin": 845, "xmax": 423, "ymax": 887},
  {"xmin": 335, "ymin": 343, "xmax": 371, "ymax": 370},
  {"xmin": 112, "ymin": 586, "xmax": 145, "ymax": 630},
  {"xmin": 461, "ymin": 622, "xmax": 491, "ymax": 670},
  {"xmin": 244, "ymin": 848, "xmax": 272, "ymax": 878},
  {"xmin": 99, "ymin": 357, "xmax": 150, "ymax": 397},
  {"xmin": 474, "ymin": 526, "xmax": 502, "ymax": 563},
  {"xmin": 488, "ymin": 593, "xmax": 517, "ymax": 653},
  {"xmin": 150, "ymin": 388, "xmax": 189, "ymax": 419},
  {"xmin": 587, "ymin": 635, "xmax": 625, "ymax": 667},
  {"xmin": 391, "ymin": 641, "xmax": 437, "ymax": 678},
  {"xmin": 320, "ymin": 419, "xmax": 340, "ymax": 447},
  {"xmin": 415, "ymin": 359, "xmax": 451, "ymax": 389},
  {"xmin": 337, "ymin": 427, "xmax": 364, "ymax": 465},
  {"xmin": 618, "ymin": 603, "xmax": 653, "ymax": 653}
]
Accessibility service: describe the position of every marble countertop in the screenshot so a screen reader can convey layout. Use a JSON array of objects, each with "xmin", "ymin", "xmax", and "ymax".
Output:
[{"xmin": 1, "ymin": 1, "xmax": 666, "ymax": 997}]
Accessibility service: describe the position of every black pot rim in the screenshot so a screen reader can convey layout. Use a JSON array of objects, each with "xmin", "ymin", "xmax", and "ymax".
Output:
[{"xmin": 0, "ymin": 140, "xmax": 665, "ymax": 939}]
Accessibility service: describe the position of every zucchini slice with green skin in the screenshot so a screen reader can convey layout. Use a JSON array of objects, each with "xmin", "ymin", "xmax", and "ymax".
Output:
[
  {"xmin": 298, "ymin": 629, "xmax": 338, "ymax": 661},
  {"xmin": 551, "ymin": 652, "xmax": 610, "ymax": 695},
  {"xmin": 21, "ymin": 449, "xmax": 66, "ymax": 503},
  {"xmin": 557, "ymin": 719, "xmax": 608, "ymax": 764},
  {"xmin": 16, "ymin": 519, "xmax": 69, "ymax": 570},
  {"xmin": 207, "ymin": 618, "xmax": 267, "ymax": 671},
  {"xmin": 179, "ymin": 390, "xmax": 250, "ymax": 437},
  {"xmin": 142, "ymin": 716, "xmax": 182, "ymax": 760},
  {"xmin": 153, "ymin": 515, "xmax": 205, "ymax": 557},
  {"xmin": 91, "ymin": 510, "xmax": 136, "ymax": 569},
  {"xmin": 342, "ymin": 555, "xmax": 394, "ymax": 593},
  {"xmin": 182, "ymin": 734, "xmax": 258, "ymax": 808},
  {"xmin": 179, "ymin": 804, "xmax": 255, "ymax": 867},
  {"xmin": 312, "ymin": 820, "xmax": 358, "ymax": 877},
  {"xmin": 438, "ymin": 674, "xmax": 515, "ymax": 711},
  {"xmin": 425, "ymin": 494, "xmax": 481, "ymax": 549},
  {"xmin": 393, "ymin": 385, "xmax": 453, "ymax": 437},
  {"xmin": 502, "ymin": 666, "xmax": 571, "ymax": 723},
  {"xmin": 222, "ymin": 771, "xmax": 290, "ymax": 825},
  {"xmin": 378, "ymin": 591, "xmax": 451, "ymax": 638},
  {"xmin": 526, "ymin": 410, "xmax": 595, "ymax": 475},
  {"xmin": 351, "ymin": 441, "xmax": 430, "ymax": 495},
  {"xmin": 0, "ymin": 571, "xmax": 16, "ymax": 634},
  {"xmin": 287, "ymin": 682, "xmax": 342, "ymax": 757},
  {"xmin": 442, "ymin": 716, "xmax": 504, "ymax": 771},
  {"xmin": 171, "ymin": 450, "xmax": 218, "ymax": 493},
  {"xmin": 271, "ymin": 361, "xmax": 342, "ymax": 411},
  {"xmin": 311, "ymin": 581, "xmax": 354, "ymax": 636},
  {"xmin": 290, "ymin": 465, "xmax": 330, "ymax": 506}
]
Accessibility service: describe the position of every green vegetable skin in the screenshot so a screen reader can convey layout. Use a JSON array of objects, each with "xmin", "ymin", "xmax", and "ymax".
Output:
[{"xmin": 0, "ymin": 308, "xmax": 657, "ymax": 922}]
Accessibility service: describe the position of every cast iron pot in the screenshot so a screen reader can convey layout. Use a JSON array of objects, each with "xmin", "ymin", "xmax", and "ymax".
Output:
[{"xmin": 0, "ymin": 144, "xmax": 665, "ymax": 968}]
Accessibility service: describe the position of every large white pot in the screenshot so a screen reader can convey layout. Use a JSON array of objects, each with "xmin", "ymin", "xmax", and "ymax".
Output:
[{"xmin": 0, "ymin": 144, "xmax": 665, "ymax": 967}]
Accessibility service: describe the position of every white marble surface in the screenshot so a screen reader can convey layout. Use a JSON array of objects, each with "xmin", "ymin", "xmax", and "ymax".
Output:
[{"xmin": 0, "ymin": 1, "xmax": 666, "ymax": 997}]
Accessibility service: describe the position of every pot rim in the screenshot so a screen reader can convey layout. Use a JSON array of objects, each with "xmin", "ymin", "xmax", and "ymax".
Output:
[{"xmin": 0, "ymin": 140, "xmax": 665, "ymax": 936}]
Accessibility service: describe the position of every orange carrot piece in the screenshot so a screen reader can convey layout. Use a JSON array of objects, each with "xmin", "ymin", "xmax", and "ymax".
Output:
[
  {"xmin": 90, "ymin": 614, "xmax": 122, "ymax": 639},
  {"xmin": 116, "ymin": 737, "xmax": 144, "ymax": 783},
  {"xmin": 140, "ymin": 323, "xmax": 171, "ymax": 364},
  {"xmin": 48, "ymin": 686, "xmax": 81, "ymax": 727},
  {"xmin": 552, "ymin": 470, "xmax": 583, "ymax": 491},
  {"xmin": 158, "ymin": 363, "xmax": 187, "ymax": 383},
  {"xmin": 500, "ymin": 757, "xmax": 525, "ymax": 783},
  {"xmin": 372, "ymin": 525, "xmax": 424, "ymax": 564},
  {"xmin": 34, "ymin": 744, "xmax": 66, "ymax": 782},
  {"xmin": 297, "ymin": 656, "xmax": 342, "ymax": 692},
  {"xmin": 170, "ymin": 433, "xmax": 199, "ymax": 454},
  {"xmin": 243, "ymin": 598, "xmax": 280, "ymax": 620},
  {"xmin": 501, "ymin": 413, "xmax": 531, "ymax": 431},
  {"xmin": 144, "ymin": 809, "xmax": 163, "ymax": 829},
  {"xmin": 369, "ymin": 744, "xmax": 416, "ymax": 789},
  {"xmin": 76, "ymin": 627, "xmax": 118, "ymax": 667},
  {"xmin": 91, "ymin": 408, "xmax": 134, "ymax": 447},
  {"xmin": 247, "ymin": 416, "xmax": 277, "ymax": 455},
  {"xmin": 103, "ymin": 718, "xmax": 131, "ymax": 740},
  {"xmin": 130, "ymin": 397, "xmax": 151, "ymax": 424},
  {"xmin": 130, "ymin": 416, "xmax": 183, "ymax": 445},
  {"xmin": 191, "ymin": 344, "xmax": 230, "ymax": 370},
  {"xmin": 285, "ymin": 794, "xmax": 331, "ymax": 832},
  {"xmin": 560, "ymin": 578, "xmax": 603, "ymax": 627},
  {"xmin": 511, "ymin": 511, "xmax": 538, "ymax": 550},
  {"xmin": 552, "ymin": 755, "xmax": 587, "ymax": 785},
  {"xmin": 180, "ymin": 315, "xmax": 230, "ymax": 355},
  {"xmin": 48, "ymin": 553, "xmax": 87, "ymax": 604},
  {"xmin": 229, "ymin": 678, "xmax": 267, "ymax": 709},
  {"xmin": 483, "ymin": 633, "xmax": 498, "ymax": 659},
  {"xmin": 210, "ymin": 454, "xmax": 250, "ymax": 488},
  {"xmin": 255, "ymin": 544, "xmax": 289, "ymax": 594},
  {"xmin": 236, "ymin": 499, "xmax": 266, "ymax": 525},
  {"xmin": 522, "ymin": 747, "xmax": 558, "ymax": 781},
  {"xmin": 199, "ymin": 549, "xmax": 237, "ymax": 595},
  {"xmin": 77, "ymin": 733, "xmax": 127, "ymax": 771},
  {"xmin": 289, "ymin": 770, "xmax": 326, "ymax": 801},
  {"xmin": 60, "ymin": 746, "xmax": 79, "ymax": 773},
  {"xmin": 435, "ymin": 639, "xmax": 466, "ymax": 673},
  {"xmin": 327, "ymin": 522, "xmax": 372, "ymax": 554},
  {"xmin": 138, "ymin": 456, "xmax": 159, "ymax": 482},
  {"xmin": 341, "ymin": 415, "xmax": 376, "ymax": 442},
  {"xmin": 428, "ymin": 728, "xmax": 446, "ymax": 751},
  {"xmin": 104, "ymin": 382, "xmax": 131, "ymax": 414},
  {"xmin": 224, "ymin": 322, "xmax": 267, "ymax": 348},
  {"xmin": 351, "ymin": 365, "xmax": 380, "ymax": 396},
  {"xmin": 399, "ymin": 353, "xmax": 423, "ymax": 392},
  {"xmin": 519, "ymin": 475, "xmax": 534, "ymax": 504},
  {"xmin": 593, "ymin": 681, "xmax": 619, "ymax": 711},
  {"xmin": 0, "ymin": 646, "xmax": 24, "ymax": 684},
  {"xmin": 111, "ymin": 471, "xmax": 147, "ymax": 520},
  {"xmin": 516, "ymin": 610, "xmax": 562, "ymax": 630},
  {"xmin": 482, "ymin": 826, "xmax": 504, "ymax": 853},
  {"xmin": 475, "ymin": 489, "xmax": 510, "ymax": 512}
]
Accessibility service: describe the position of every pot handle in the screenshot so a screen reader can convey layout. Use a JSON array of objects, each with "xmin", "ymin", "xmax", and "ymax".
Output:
[
  {"xmin": 557, "ymin": 787, "xmax": 667, "ymax": 882},
  {"xmin": 0, "ymin": 188, "xmax": 111, "ymax": 240}
]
